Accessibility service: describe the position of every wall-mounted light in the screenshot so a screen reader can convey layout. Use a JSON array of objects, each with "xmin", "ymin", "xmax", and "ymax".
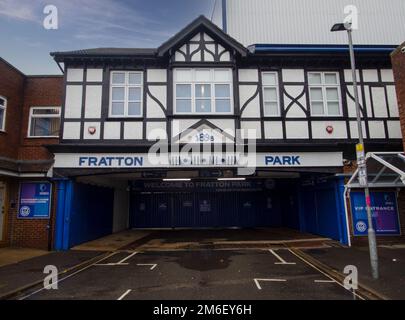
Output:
[
  {"xmin": 162, "ymin": 178, "xmax": 191, "ymax": 181},
  {"xmin": 217, "ymin": 178, "xmax": 246, "ymax": 181}
]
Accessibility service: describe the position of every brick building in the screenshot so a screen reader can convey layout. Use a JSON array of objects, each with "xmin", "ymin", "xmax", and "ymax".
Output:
[
  {"xmin": 0, "ymin": 57, "xmax": 62, "ymax": 250},
  {"xmin": 392, "ymin": 43, "xmax": 405, "ymax": 150}
]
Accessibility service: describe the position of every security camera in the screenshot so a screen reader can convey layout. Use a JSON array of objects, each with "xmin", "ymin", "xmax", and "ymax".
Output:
[{"xmin": 401, "ymin": 46, "xmax": 405, "ymax": 54}]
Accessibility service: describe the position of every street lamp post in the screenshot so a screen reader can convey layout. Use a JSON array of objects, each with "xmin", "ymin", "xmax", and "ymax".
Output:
[{"xmin": 331, "ymin": 23, "xmax": 379, "ymax": 279}]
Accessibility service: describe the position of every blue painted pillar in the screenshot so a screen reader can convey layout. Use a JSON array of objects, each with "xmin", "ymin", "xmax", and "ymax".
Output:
[
  {"xmin": 54, "ymin": 179, "xmax": 74, "ymax": 251},
  {"xmin": 334, "ymin": 176, "xmax": 349, "ymax": 245}
]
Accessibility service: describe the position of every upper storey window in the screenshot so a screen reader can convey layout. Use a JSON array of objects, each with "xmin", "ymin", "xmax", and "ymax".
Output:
[
  {"xmin": 110, "ymin": 71, "xmax": 143, "ymax": 117},
  {"xmin": 262, "ymin": 72, "xmax": 280, "ymax": 116},
  {"xmin": 0, "ymin": 96, "xmax": 7, "ymax": 131},
  {"xmin": 308, "ymin": 72, "xmax": 342, "ymax": 116},
  {"xmin": 174, "ymin": 69, "xmax": 233, "ymax": 114},
  {"xmin": 28, "ymin": 107, "xmax": 61, "ymax": 137}
]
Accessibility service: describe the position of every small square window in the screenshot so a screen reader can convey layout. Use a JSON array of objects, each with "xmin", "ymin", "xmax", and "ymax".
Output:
[
  {"xmin": 112, "ymin": 72, "xmax": 125, "ymax": 84},
  {"xmin": 129, "ymin": 72, "xmax": 142, "ymax": 85},
  {"xmin": 262, "ymin": 73, "xmax": 277, "ymax": 86},
  {"xmin": 196, "ymin": 99, "xmax": 212, "ymax": 112},
  {"xmin": 308, "ymin": 73, "xmax": 322, "ymax": 85},
  {"xmin": 215, "ymin": 99, "xmax": 231, "ymax": 113},
  {"xmin": 176, "ymin": 99, "xmax": 192, "ymax": 113}
]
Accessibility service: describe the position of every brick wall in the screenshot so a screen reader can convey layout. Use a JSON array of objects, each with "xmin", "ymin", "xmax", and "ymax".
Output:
[
  {"xmin": 0, "ymin": 58, "xmax": 25, "ymax": 159},
  {"xmin": 18, "ymin": 76, "xmax": 63, "ymax": 161},
  {"xmin": 0, "ymin": 58, "xmax": 63, "ymax": 250},
  {"xmin": 5, "ymin": 178, "xmax": 57, "ymax": 249},
  {"xmin": 391, "ymin": 42, "xmax": 405, "ymax": 150}
]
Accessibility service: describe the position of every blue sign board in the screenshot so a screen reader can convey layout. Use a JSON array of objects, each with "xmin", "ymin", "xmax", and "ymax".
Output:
[
  {"xmin": 18, "ymin": 182, "xmax": 52, "ymax": 219},
  {"xmin": 351, "ymin": 191, "xmax": 401, "ymax": 236}
]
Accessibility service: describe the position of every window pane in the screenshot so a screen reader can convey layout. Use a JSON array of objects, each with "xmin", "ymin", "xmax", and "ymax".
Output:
[
  {"xmin": 327, "ymin": 102, "xmax": 340, "ymax": 115},
  {"xmin": 216, "ymin": 99, "xmax": 231, "ymax": 112},
  {"xmin": 0, "ymin": 98, "xmax": 5, "ymax": 106},
  {"xmin": 310, "ymin": 88, "xmax": 323, "ymax": 101},
  {"xmin": 195, "ymin": 84, "xmax": 211, "ymax": 98},
  {"xmin": 196, "ymin": 99, "xmax": 212, "ymax": 112},
  {"xmin": 214, "ymin": 69, "xmax": 230, "ymax": 82},
  {"xmin": 30, "ymin": 117, "xmax": 60, "ymax": 136},
  {"xmin": 264, "ymin": 102, "xmax": 279, "ymax": 116},
  {"xmin": 195, "ymin": 69, "xmax": 211, "ymax": 82},
  {"xmin": 326, "ymin": 88, "xmax": 339, "ymax": 101},
  {"xmin": 128, "ymin": 102, "xmax": 141, "ymax": 116},
  {"xmin": 32, "ymin": 108, "xmax": 60, "ymax": 115},
  {"xmin": 176, "ymin": 69, "xmax": 192, "ymax": 82},
  {"xmin": 128, "ymin": 87, "xmax": 141, "ymax": 101},
  {"xmin": 0, "ymin": 109, "xmax": 4, "ymax": 129},
  {"xmin": 111, "ymin": 102, "xmax": 124, "ymax": 115},
  {"xmin": 215, "ymin": 84, "xmax": 230, "ymax": 98},
  {"xmin": 112, "ymin": 72, "xmax": 125, "ymax": 84},
  {"xmin": 176, "ymin": 99, "xmax": 192, "ymax": 112},
  {"xmin": 176, "ymin": 84, "xmax": 191, "ymax": 98},
  {"xmin": 308, "ymin": 73, "xmax": 322, "ymax": 85},
  {"xmin": 112, "ymin": 87, "xmax": 125, "ymax": 101},
  {"xmin": 311, "ymin": 102, "xmax": 324, "ymax": 115},
  {"xmin": 129, "ymin": 73, "xmax": 142, "ymax": 85},
  {"xmin": 325, "ymin": 73, "xmax": 338, "ymax": 84},
  {"xmin": 264, "ymin": 87, "xmax": 277, "ymax": 101},
  {"xmin": 262, "ymin": 73, "xmax": 277, "ymax": 85}
]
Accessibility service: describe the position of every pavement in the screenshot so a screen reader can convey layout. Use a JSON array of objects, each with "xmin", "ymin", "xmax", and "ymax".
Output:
[
  {"xmin": 0, "ymin": 247, "xmax": 48, "ymax": 268},
  {"xmin": 303, "ymin": 244, "xmax": 405, "ymax": 300}
]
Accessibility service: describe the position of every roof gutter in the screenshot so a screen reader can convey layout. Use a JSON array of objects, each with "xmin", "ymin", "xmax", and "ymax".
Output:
[{"xmin": 250, "ymin": 44, "xmax": 397, "ymax": 54}]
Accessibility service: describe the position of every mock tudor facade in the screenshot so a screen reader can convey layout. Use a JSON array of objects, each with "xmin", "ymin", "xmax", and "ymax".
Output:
[
  {"xmin": 45, "ymin": 16, "xmax": 405, "ymax": 250},
  {"xmin": 1, "ymin": 14, "xmax": 404, "ymax": 251}
]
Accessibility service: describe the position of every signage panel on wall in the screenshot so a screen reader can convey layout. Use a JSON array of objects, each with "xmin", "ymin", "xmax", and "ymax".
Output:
[
  {"xmin": 18, "ymin": 182, "xmax": 52, "ymax": 219},
  {"xmin": 53, "ymin": 152, "xmax": 343, "ymax": 169},
  {"xmin": 351, "ymin": 191, "xmax": 401, "ymax": 236}
]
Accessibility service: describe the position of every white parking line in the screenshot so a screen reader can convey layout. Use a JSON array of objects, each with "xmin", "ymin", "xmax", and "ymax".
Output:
[
  {"xmin": 269, "ymin": 249, "xmax": 296, "ymax": 265},
  {"xmin": 136, "ymin": 263, "xmax": 157, "ymax": 270},
  {"xmin": 254, "ymin": 278, "xmax": 287, "ymax": 290},
  {"xmin": 314, "ymin": 279, "xmax": 335, "ymax": 283},
  {"xmin": 117, "ymin": 289, "xmax": 132, "ymax": 300},
  {"xmin": 95, "ymin": 251, "xmax": 138, "ymax": 266},
  {"xmin": 287, "ymin": 248, "xmax": 365, "ymax": 300}
]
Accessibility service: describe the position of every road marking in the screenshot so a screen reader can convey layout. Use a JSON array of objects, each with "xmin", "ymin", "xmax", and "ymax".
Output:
[
  {"xmin": 287, "ymin": 248, "xmax": 365, "ymax": 300},
  {"xmin": 117, "ymin": 289, "xmax": 132, "ymax": 300},
  {"xmin": 95, "ymin": 251, "xmax": 138, "ymax": 266},
  {"xmin": 136, "ymin": 263, "xmax": 157, "ymax": 270},
  {"xmin": 254, "ymin": 278, "xmax": 287, "ymax": 290},
  {"xmin": 314, "ymin": 279, "xmax": 335, "ymax": 283},
  {"xmin": 269, "ymin": 249, "xmax": 296, "ymax": 265}
]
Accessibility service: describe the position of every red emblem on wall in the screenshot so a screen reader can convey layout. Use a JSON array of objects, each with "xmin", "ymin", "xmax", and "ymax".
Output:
[
  {"xmin": 88, "ymin": 126, "xmax": 96, "ymax": 135},
  {"xmin": 326, "ymin": 125, "xmax": 334, "ymax": 134}
]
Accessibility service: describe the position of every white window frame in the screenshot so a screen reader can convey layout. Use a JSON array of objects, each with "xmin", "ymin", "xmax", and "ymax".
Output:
[
  {"xmin": 174, "ymin": 68, "xmax": 234, "ymax": 115},
  {"xmin": 261, "ymin": 72, "xmax": 280, "ymax": 117},
  {"xmin": 0, "ymin": 95, "xmax": 7, "ymax": 132},
  {"xmin": 308, "ymin": 71, "xmax": 343, "ymax": 117},
  {"xmin": 28, "ymin": 106, "xmax": 61, "ymax": 138},
  {"xmin": 109, "ymin": 71, "xmax": 143, "ymax": 118}
]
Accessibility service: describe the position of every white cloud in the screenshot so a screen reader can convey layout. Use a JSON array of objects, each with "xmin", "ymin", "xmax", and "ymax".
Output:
[{"xmin": 0, "ymin": 0, "xmax": 39, "ymax": 22}]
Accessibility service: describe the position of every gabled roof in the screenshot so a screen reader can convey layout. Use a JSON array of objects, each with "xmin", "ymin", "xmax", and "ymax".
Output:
[
  {"xmin": 50, "ymin": 16, "xmax": 247, "ymax": 62},
  {"xmin": 157, "ymin": 15, "xmax": 248, "ymax": 57}
]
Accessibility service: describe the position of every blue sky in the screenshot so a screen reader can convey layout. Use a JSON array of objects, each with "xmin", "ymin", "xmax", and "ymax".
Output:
[{"xmin": 0, "ymin": 0, "xmax": 221, "ymax": 75}]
